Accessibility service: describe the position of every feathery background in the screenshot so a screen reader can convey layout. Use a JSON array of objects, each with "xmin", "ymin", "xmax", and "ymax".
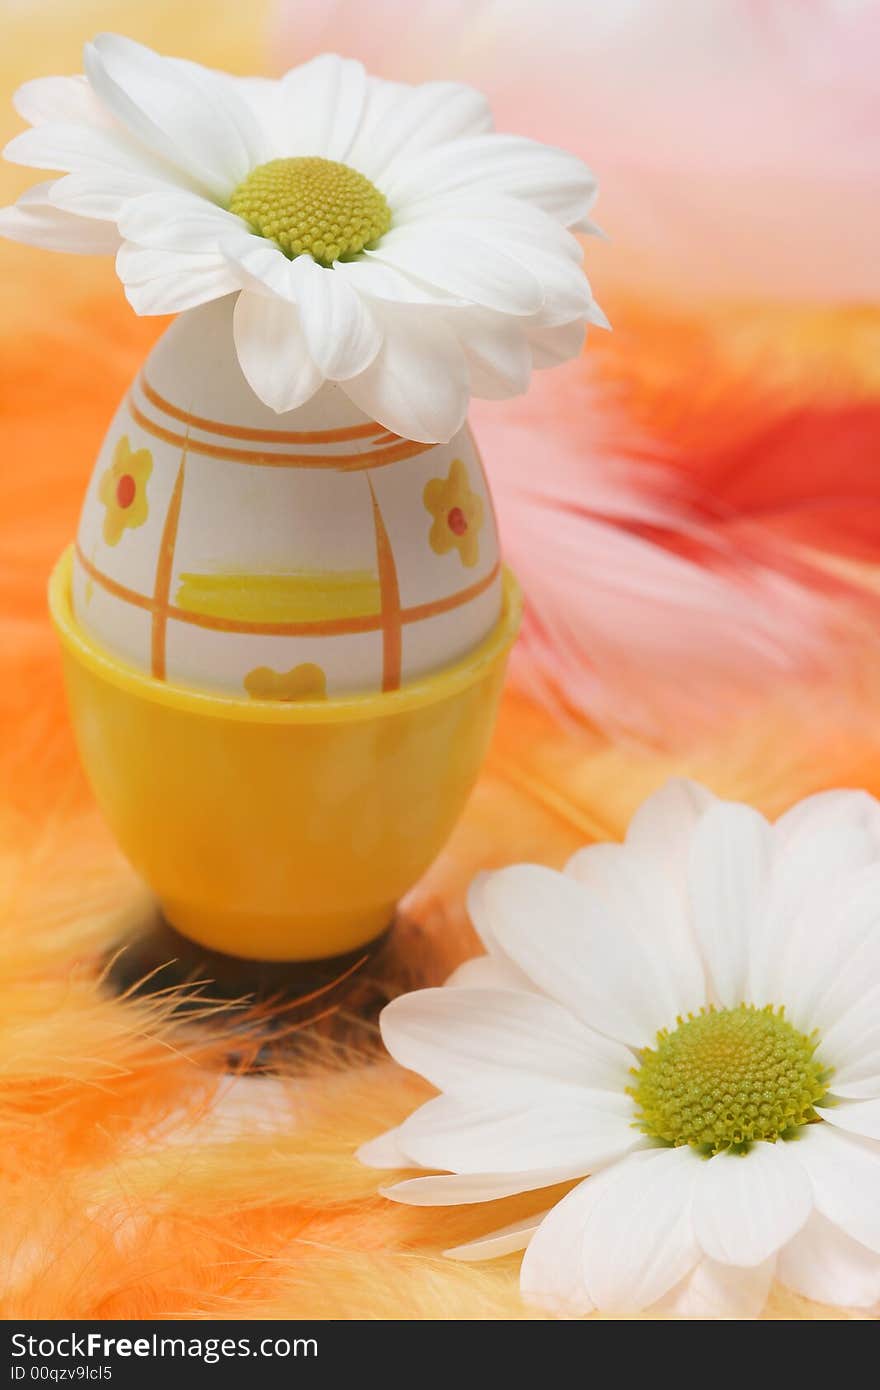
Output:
[{"xmin": 1, "ymin": 0, "xmax": 879, "ymax": 1319}]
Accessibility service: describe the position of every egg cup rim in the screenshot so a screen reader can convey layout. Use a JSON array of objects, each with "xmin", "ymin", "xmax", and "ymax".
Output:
[{"xmin": 49, "ymin": 547, "xmax": 522, "ymax": 725}]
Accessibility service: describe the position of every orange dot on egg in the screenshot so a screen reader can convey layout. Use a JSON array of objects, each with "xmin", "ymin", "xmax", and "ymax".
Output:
[{"xmin": 447, "ymin": 506, "xmax": 467, "ymax": 535}]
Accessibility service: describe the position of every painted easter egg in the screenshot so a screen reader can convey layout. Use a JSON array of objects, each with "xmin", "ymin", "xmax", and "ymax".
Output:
[{"xmin": 72, "ymin": 297, "xmax": 502, "ymax": 700}]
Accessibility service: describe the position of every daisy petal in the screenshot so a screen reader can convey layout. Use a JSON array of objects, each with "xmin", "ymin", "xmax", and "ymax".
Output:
[
  {"xmin": 84, "ymin": 34, "xmax": 263, "ymax": 197},
  {"xmin": 444, "ymin": 953, "xmax": 535, "ymax": 993},
  {"xmin": 398, "ymin": 195, "xmax": 597, "ymax": 335},
  {"xmin": 4, "ymin": 123, "xmax": 183, "ymax": 182},
  {"xmin": 519, "ymin": 1181, "xmax": 596, "ymax": 1316},
  {"xmin": 466, "ymin": 871, "xmax": 522, "ymax": 959},
  {"xmin": 384, "ymin": 134, "xmax": 597, "ymax": 229},
  {"xmin": 520, "ymin": 249, "xmax": 592, "ymax": 328},
  {"xmin": 395, "ymin": 1090, "xmax": 639, "ymax": 1175},
  {"xmin": 818, "ymin": 1098, "xmax": 880, "ymax": 1142},
  {"xmin": 692, "ymin": 1142, "xmax": 812, "ymax": 1266},
  {"xmin": 341, "ymin": 303, "xmax": 468, "ymax": 443},
  {"xmin": 394, "ymin": 193, "xmax": 583, "ymax": 261},
  {"xmin": 448, "ymin": 873, "xmax": 537, "ymax": 993},
  {"xmin": 123, "ymin": 269, "xmax": 238, "ymax": 315},
  {"xmin": 49, "ymin": 171, "xmax": 186, "ymax": 221},
  {"xmin": 383, "ymin": 1167, "xmax": 582, "ymax": 1206},
  {"xmin": 0, "ymin": 183, "xmax": 120, "ymax": 253},
  {"xmin": 585, "ymin": 300, "xmax": 612, "ymax": 330},
  {"xmin": 823, "ymin": 1005, "xmax": 880, "ymax": 1098},
  {"xmin": 289, "ymin": 257, "xmax": 381, "ymax": 380},
  {"xmin": 830, "ymin": 1072, "xmax": 880, "ymax": 1103},
  {"xmin": 574, "ymin": 216, "xmax": 607, "ymax": 239},
  {"xmin": 527, "ymin": 318, "xmax": 586, "ymax": 369},
  {"xmin": 116, "ymin": 242, "xmax": 226, "ymax": 284},
  {"xmin": 564, "ymin": 842, "xmax": 705, "ymax": 1020},
  {"xmin": 379, "ymin": 986, "xmax": 632, "ymax": 1095},
  {"xmin": 277, "ymin": 54, "xmax": 367, "ymax": 162},
  {"xmin": 818, "ymin": 982, "xmax": 880, "ymax": 1056},
  {"xmin": 228, "ymin": 75, "xmax": 283, "ymax": 132},
  {"xmin": 753, "ymin": 792, "xmax": 880, "ymax": 1010},
  {"xmin": 232, "ymin": 290, "xmax": 323, "ymax": 414},
  {"xmin": 220, "ymin": 235, "xmax": 300, "ymax": 301},
  {"xmin": 688, "ymin": 802, "xmax": 772, "ymax": 1008},
  {"xmin": 350, "ymin": 79, "xmax": 492, "ymax": 182},
  {"xmin": 118, "ymin": 190, "xmax": 245, "ymax": 250},
  {"xmin": 581, "ymin": 1148, "xmax": 703, "ymax": 1313},
  {"xmin": 624, "ymin": 778, "xmax": 719, "ymax": 871},
  {"xmin": 774, "ymin": 788, "xmax": 880, "ymax": 852},
  {"xmin": 776, "ymin": 1210, "xmax": 880, "ymax": 1309},
  {"xmin": 792, "ymin": 868, "xmax": 880, "ymax": 1036},
  {"xmin": 436, "ymin": 226, "xmax": 590, "ymax": 327},
  {"xmin": 356, "ymin": 1126, "xmax": 412, "ymax": 1170},
  {"xmin": 792, "ymin": 1124, "xmax": 880, "ymax": 1253},
  {"xmin": 656, "ymin": 1256, "xmax": 775, "ymax": 1319},
  {"xmin": 117, "ymin": 245, "xmax": 239, "ymax": 313},
  {"xmin": 453, "ymin": 311, "xmax": 532, "ymax": 399},
  {"xmin": 486, "ymin": 863, "xmax": 683, "ymax": 1047},
  {"xmin": 523, "ymin": 1147, "xmax": 701, "ymax": 1316},
  {"xmin": 332, "ymin": 258, "xmax": 447, "ymax": 304},
  {"xmin": 14, "ymin": 74, "xmax": 108, "ymax": 127},
  {"xmin": 370, "ymin": 227, "xmax": 543, "ymax": 316},
  {"xmin": 446, "ymin": 1213, "xmax": 546, "ymax": 1262}
]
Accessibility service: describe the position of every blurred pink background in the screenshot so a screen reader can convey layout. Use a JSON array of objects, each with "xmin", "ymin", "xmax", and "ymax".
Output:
[{"xmin": 274, "ymin": 0, "xmax": 880, "ymax": 304}]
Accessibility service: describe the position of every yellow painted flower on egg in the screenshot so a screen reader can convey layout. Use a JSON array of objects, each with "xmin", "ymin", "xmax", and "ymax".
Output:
[
  {"xmin": 98, "ymin": 436, "xmax": 152, "ymax": 546},
  {"xmin": 244, "ymin": 663, "xmax": 328, "ymax": 702},
  {"xmin": 424, "ymin": 458, "xmax": 484, "ymax": 568}
]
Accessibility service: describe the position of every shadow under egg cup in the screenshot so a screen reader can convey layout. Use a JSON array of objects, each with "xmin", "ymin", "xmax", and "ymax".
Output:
[{"xmin": 49, "ymin": 548, "xmax": 521, "ymax": 964}]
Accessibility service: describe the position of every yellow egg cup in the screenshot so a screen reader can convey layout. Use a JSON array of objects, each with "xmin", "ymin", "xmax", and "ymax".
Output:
[{"xmin": 49, "ymin": 548, "xmax": 521, "ymax": 963}]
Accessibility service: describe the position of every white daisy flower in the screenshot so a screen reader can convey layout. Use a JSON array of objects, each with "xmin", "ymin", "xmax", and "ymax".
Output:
[
  {"xmin": 0, "ymin": 34, "xmax": 605, "ymax": 442},
  {"xmin": 360, "ymin": 779, "xmax": 880, "ymax": 1318}
]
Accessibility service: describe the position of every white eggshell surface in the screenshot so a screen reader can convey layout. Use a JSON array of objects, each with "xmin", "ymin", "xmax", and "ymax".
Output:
[{"xmin": 73, "ymin": 297, "xmax": 502, "ymax": 700}]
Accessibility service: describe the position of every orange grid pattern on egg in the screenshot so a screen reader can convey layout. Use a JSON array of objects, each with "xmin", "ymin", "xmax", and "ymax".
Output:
[
  {"xmin": 76, "ymin": 382, "xmax": 500, "ymax": 694},
  {"xmin": 129, "ymin": 376, "xmax": 436, "ymax": 471}
]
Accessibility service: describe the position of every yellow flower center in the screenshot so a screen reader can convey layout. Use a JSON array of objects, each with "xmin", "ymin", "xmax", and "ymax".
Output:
[
  {"xmin": 628, "ymin": 1004, "xmax": 830, "ymax": 1154},
  {"xmin": 228, "ymin": 156, "xmax": 392, "ymax": 266}
]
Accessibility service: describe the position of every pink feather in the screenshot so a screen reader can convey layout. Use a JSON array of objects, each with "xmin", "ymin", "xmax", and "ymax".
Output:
[
  {"xmin": 471, "ymin": 367, "xmax": 856, "ymax": 744},
  {"xmin": 269, "ymin": 1, "xmax": 880, "ymax": 741}
]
